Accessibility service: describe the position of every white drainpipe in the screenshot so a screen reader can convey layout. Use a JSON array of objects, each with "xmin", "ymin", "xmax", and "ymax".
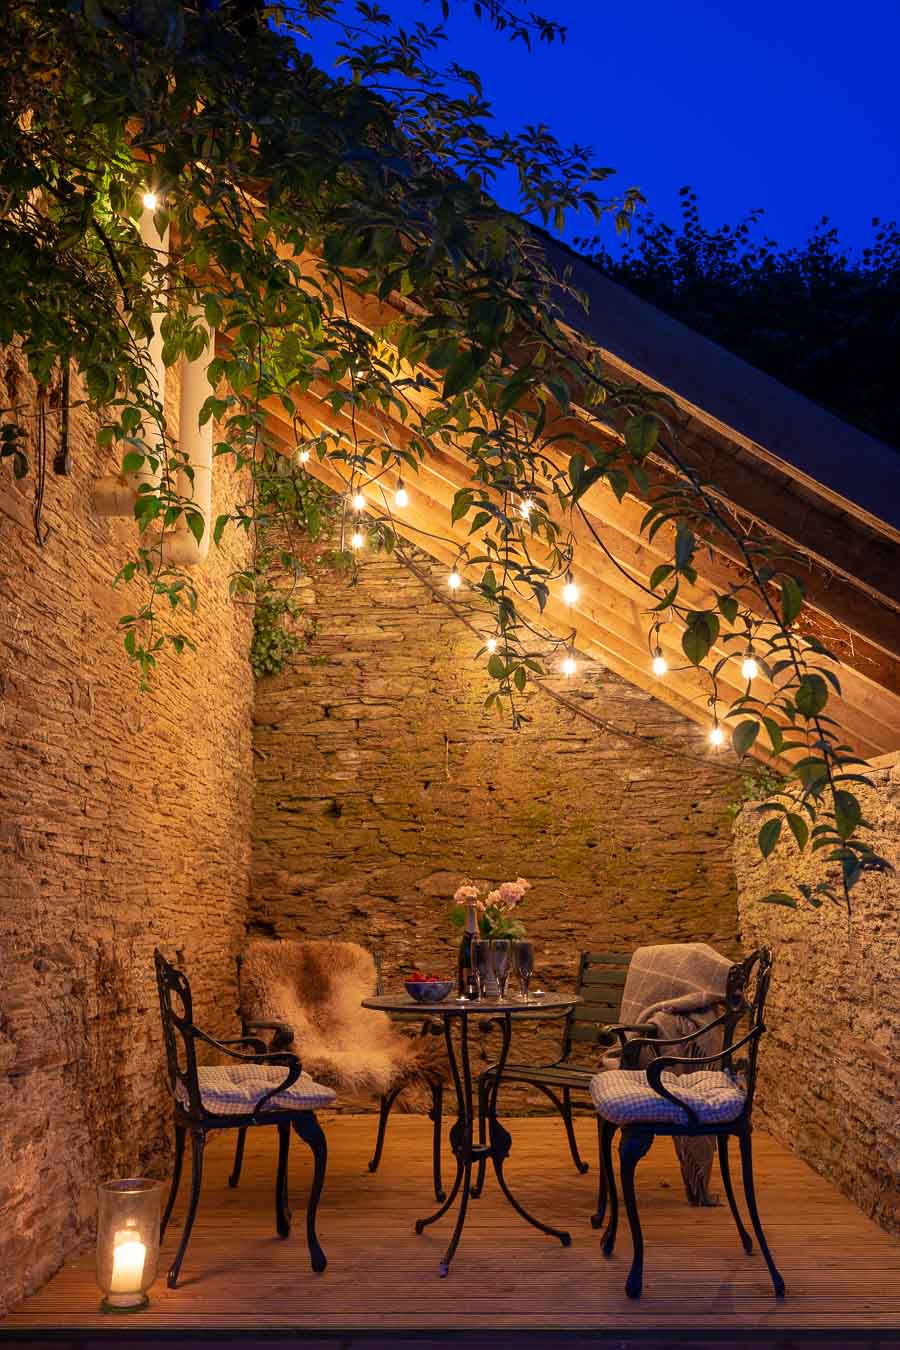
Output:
[
  {"xmin": 161, "ymin": 306, "xmax": 213, "ymax": 566},
  {"xmin": 95, "ymin": 204, "xmax": 168, "ymax": 516}
]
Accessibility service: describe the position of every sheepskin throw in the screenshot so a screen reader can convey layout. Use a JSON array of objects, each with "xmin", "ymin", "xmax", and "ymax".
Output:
[{"xmin": 239, "ymin": 939, "xmax": 446, "ymax": 1098}]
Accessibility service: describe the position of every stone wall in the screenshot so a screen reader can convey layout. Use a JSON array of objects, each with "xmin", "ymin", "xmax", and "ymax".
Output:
[
  {"xmin": 0, "ymin": 354, "xmax": 255, "ymax": 1314},
  {"xmin": 251, "ymin": 545, "xmax": 743, "ymax": 1098},
  {"xmin": 735, "ymin": 751, "xmax": 900, "ymax": 1235}
]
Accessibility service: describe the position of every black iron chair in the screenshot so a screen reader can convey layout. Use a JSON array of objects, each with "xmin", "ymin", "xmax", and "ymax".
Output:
[
  {"xmin": 154, "ymin": 949, "xmax": 333, "ymax": 1288},
  {"xmin": 593, "ymin": 947, "xmax": 784, "ymax": 1300},
  {"xmin": 474, "ymin": 951, "xmax": 657, "ymax": 1215}
]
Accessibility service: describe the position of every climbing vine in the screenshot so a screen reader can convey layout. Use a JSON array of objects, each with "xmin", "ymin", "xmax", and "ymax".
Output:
[{"xmin": 0, "ymin": 0, "xmax": 888, "ymax": 912}]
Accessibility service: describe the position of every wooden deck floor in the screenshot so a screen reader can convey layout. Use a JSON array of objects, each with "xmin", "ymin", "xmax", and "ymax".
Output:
[{"xmin": 5, "ymin": 1114, "xmax": 900, "ymax": 1345}]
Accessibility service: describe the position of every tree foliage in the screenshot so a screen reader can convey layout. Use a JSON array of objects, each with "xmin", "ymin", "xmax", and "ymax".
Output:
[
  {"xmin": 0, "ymin": 0, "xmax": 888, "ymax": 913},
  {"xmin": 586, "ymin": 188, "xmax": 900, "ymax": 450}
]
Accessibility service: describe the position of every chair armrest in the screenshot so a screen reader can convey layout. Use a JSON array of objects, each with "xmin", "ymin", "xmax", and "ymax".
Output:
[
  {"xmin": 617, "ymin": 1009, "xmax": 731, "ymax": 1065},
  {"xmin": 643, "ymin": 1026, "xmax": 761, "ymax": 1127},
  {"xmin": 190, "ymin": 1025, "xmax": 304, "ymax": 1116},
  {"xmin": 242, "ymin": 1019, "xmax": 295, "ymax": 1051}
]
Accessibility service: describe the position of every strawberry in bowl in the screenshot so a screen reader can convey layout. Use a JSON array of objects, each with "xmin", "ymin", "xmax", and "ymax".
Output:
[{"xmin": 405, "ymin": 972, "xmax": 453, "ymax": 1003}]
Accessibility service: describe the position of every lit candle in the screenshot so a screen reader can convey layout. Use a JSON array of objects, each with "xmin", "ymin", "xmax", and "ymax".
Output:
[{"xmin": 110, "ymin": 1231, "xmax": 146, "ymax": 1294}]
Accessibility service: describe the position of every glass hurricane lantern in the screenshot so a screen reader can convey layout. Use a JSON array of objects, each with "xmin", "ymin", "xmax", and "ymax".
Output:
[{"xmin": 96, "ymin": 1178, "xmax": 162, "ymax": 1311}]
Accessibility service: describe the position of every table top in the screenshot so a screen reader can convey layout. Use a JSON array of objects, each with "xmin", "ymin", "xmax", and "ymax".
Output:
[{"xmin": 362, "ymin": 991, "xmax": 579, "ymax": 1016}]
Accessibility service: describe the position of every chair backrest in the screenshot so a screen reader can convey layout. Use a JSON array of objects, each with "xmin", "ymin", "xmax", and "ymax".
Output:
[
  {"xmin": 154, "ymin": 949, "xmax": 204, "ymax": 1119},
  {"xmin": 561, "ymin": 951, "xmax": 631, "ymax": 1058},
  {"xmin": 720, "ymin": 946, "xmax": 774, "ymax": 1113}
]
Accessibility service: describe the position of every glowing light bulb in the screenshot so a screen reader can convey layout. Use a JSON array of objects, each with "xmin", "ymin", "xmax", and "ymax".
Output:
[
  {"xmin": 709, "ymin": 723, "xmax": 725, "ymax": 748},
  {"xmin": 485, "ymin": 636, "xmax": 498, "ymax": 654},
  {"xmin": 295, "ymin": 446, "xmax": 311, "ymax": 465},
  {"xmin": 351, "ymin": 492, "xmax": 365, "ymax": 512},
  {"xmin": 562, "ymin": 575, "xmax": 579, "ymax": 606},
  {"xmin": 741, "ymin": 653, "xmax": 759, "ymax": 681},
  {"xmin": 394, "ymin": 482, "xmax": 409, "ymax": 509},
  {"xmin": 651, "ymin": 648, "xmax": 668, "ymax": 678},
  {"xmin": 520, "ymin": 497, "xmax": 534, "ymax": 520},
  {"xmin": 448, "ymin": 569, "xmax": 462, "ymax": 591},
  {"xmin": 561, "ymin": 653, "xmax": 577, "ymax": 677},
  {"xmin": 142, "ymin": 191, "xmax": 158, "ymax": 211},
  {"xmin": 350, "ymin": 530, "xmax": 365, "ymax": 550}
]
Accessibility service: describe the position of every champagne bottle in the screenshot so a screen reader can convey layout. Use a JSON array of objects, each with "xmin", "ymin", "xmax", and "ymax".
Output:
[{"xmin": 457, "ymin": 898, "xmax": 479, "ymax": 999}]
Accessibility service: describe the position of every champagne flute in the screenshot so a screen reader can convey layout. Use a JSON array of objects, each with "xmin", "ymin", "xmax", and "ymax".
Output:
[
  {"xmin": 492, "ymin": 939, "xmax": 511, "ymax": 999},
  {"xmin": 473, "ymin": 939, "xmax": 491, "ymax": 998},
  {"xmin": 514, "ymin": 940, "xmax": 534, "ymax": 1001}
]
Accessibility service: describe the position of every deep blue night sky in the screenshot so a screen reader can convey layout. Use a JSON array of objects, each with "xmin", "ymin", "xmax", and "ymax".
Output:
[{"xmin": 307, "ymin": 0, "xmax": 900, "ymax": 251}]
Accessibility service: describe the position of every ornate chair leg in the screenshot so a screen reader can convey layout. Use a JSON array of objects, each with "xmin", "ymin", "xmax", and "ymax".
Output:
[
  {"xmin": 293, "ymin": 1112, "xmax": 328, "ymax": 1273},
  {"xmin": 430, "ymin": 1079, "xmax": 446, "ymax": 1202},
  {"xmin": 590, "ymin": 1115, "xmax": 607, "ymax": 1229},
  {"xmin": 160, "ymin": 1123, "xmax": 185, "ymax": 1243},
  {"xmin": 600, "ymin": 1119, "xmax": 619, "ymax": 1256},
  {"xmin": 471, "ymin": 1073, "xmax": 489, "ymax": 1199},
  {"xmin": 717, "ymin": 1133, "xmax": 752, "ymax": 1254},
  {"xmin": 561, "ymin": 1087, "xmax": 589, "ymax": 1174},
  {"xmin": 228, "ymin": 1126, "xmax": 247, "ymax": 1189},
  {"xmin": 619, "ymin": 1127, "xmax": 654, "ymax": 1300},
  {"xmin": 368, "ymin": 1086, "xmax": 401, "ymax": 1174},
  {"xmin": 167, "ymin": 1129, "xmax": 205, "ymax": 1289},
  {"xmin": 275, "ymin": 1121, "xmax": 292, "ymax": 1238},
  {"xmin": 737, "ymin": 1127, "xmax": 785, "ymax": 1297}
]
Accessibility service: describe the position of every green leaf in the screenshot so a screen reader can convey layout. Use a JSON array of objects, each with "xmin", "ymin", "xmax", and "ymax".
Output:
[
  {"xmin": 186, "ymin": 511, "xmax": 205, "ymax": 545},
  {"xmin": 487, "ymin": 653, "xmax": 506, "ymax": 680},
  {"xmin": 758, "ymin": 817, "xmax": 783, "ymax": 858},
  {"xmin": 760, "ymin": 891, "xmax": 798, "ymax": 909},
  {"xmin": 624, "ymin": 413, "xmax": 658, "ymax": 460},
  {"xmin": 781, "ymin": 576, "xmax": 804, "ymax": 625},
  {"xmin": 121, "ymin": 450, "xmax": 145, "ymax": 474},
  {"xmin": 795, "ymin": 673, "xmax": 828, "ymax": 718},
  {"xmin": 213, "ymin": 513, "xmax": 230, "ymax": 546},
  {"xmin": 649, "ymin": 564, "xmax": 673, "ymax": 590},
  {"xmin": 442, "ymin": 349, "xmax": 480, "ymax": 399},
  {"xmin": 732, "ymin": 720, "xmax": 760, "ymax": 757},
  {"xmin": 451, "ymin": 489, "xmax": 474, "ymax": 525},
  {"xmin": 717, "ymin": 594, "xmax": 739, "ymax": 624},
  {"xmin": 785, "ymin": 813, "xmax": 809, "ymax": 850},
  {"xmin": 681, "ymin": 611, "xmax": 719, "ymax": 665},
  {"xmin": 833, "ymin": 789, "xmax": 861, "ymax": 840},
  {"xmin": 762, "ymin": 716, "xmax": 784, "ymax": 755}
]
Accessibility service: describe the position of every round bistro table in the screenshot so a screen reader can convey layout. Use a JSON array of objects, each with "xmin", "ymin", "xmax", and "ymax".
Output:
[{"xmin": 362, "ymin": 990, "xmax": 579, "ymax": 1276}]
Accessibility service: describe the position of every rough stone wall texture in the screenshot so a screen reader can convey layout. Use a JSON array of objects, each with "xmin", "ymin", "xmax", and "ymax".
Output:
[
  {"xmin": 735, "ymin": 751, "xmax": 900, "ymax": 1236},
  {"xmin": 0, "ymin": 353, "xmax": 254, "ymax": 1314},
  {"xmin": 250, "ymin": 545, "xmax": 743, "ymax": 1104}
]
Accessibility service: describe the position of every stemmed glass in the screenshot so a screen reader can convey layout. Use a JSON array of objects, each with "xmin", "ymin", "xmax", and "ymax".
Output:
[
  {"xmin": 491, "ymin": 938, "xmax": 512, "ymax": 999},
  {"xmin": 473, "ymin": 940, "xmax": 491, "ymax": 998},
  {"xmin": 514, "ymin": 940, "xmax": 534, "ymax": 1001}
]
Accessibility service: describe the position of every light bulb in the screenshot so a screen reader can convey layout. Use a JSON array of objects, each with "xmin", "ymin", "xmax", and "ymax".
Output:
[
  {"xmin": 351, "ymin": 492, "xmax": 365, "ymax": 512},
  {"xmin": 562, "ymin": 575, "xmax": 579, "ymax": 606},
  {"xmin": 520, "ymin": 497, "xmax": 534, "ymax": 520},
  {"xmin": 447, "ymin": 569, "xmax": 462, "ymax": 591},
  {"xmin": 485, "ymin": 636, "xmax": 498, "ymax": 654},
  {"xmin": 741, "ymin": 654, "xmax": 759, "ymax": 681},
  {"xmin": 296, "ymin": 447, "xmax": 311, "ymax": 465},
  {"xmin": 394, "ymin": 482, "xmax": 409, "ymax": 509},
  {"xmin": 561, "ymin": 653, "xmax": 577, "ymax": 677},
  {"xmin": 350, "ymin": 530, "xmax": 365, "ymax": 550},
  {"xmin": 142, "ymin": 191, "xmax": 158, "ymax": 211},
  {"xmin": 651, "ymin": 649, "xmax": 668, "ymax": 678},
  {"xmin": 709, "ymin": 723, "xmax": 725, "ymax": 748}
]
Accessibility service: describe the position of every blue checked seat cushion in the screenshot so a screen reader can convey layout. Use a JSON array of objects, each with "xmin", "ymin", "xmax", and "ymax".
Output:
[
  {"xmin": 590, "ymin": 1068, "xmax": 745, "ymax": 1127},
  {"xmin": 177, "ymin": 1065, "xmax": 336, "ymax": 1116}
]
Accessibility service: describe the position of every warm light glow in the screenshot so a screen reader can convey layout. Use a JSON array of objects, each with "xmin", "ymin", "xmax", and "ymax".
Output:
[
  {"xmin": 561, "ymin": 653, "xmax": 577, "ymax": 677},
  {"xmin": 295, "ymin": 447, "xmax": 311, "ymax": 465},
  {"xmin": 350, "ymin": 530, "xmax": 365, "ymax": 550},
  {"xmin": 651, "ymin": 649, "xmax": 668, "ymax": 678},
  {"xmin": 141, "ymin": 191, "xmax": 158, "ymax": 211},
  {"xmin": 520, "ymin": 497, "xmax": 534, "ymax": 520},
  {"xmin": 709, "ymin": 723, "xmax": 725, "ymax": 747},
  {"xmin": 741, "ymin": 654, "xmax": 759, "ymax": 681},
  {"xmin": 448, "ymin": 569, "xmax": 462, "ymax": 591},
  {"xmin": 394, "ymin": 482, "xmax": 409, "ymax": 508},
  {"xmin": 110, "ymin": 1233, "xmax": 146, "ymax": 1293},
  {"xmin": 485, "ymin": 636, "xmax": 498, "ymax": 654},
  {"xmin": 351, "ymin": 492, "xmax": 365, "ymax": 511},
  {"xmin": 562, "ymin": 575, "xmax": 579, "ymax": 606}
]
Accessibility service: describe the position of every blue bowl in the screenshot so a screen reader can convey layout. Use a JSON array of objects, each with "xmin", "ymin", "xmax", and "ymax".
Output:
[{"xmin": 405, "ymin": 979, "xmax": 453, "ymax": 1004}]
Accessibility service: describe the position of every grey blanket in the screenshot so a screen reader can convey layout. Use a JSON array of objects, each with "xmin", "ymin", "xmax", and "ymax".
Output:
[{"xmin": 602, "ymin": 942, "xmax": 734, "ymax": 1205}]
